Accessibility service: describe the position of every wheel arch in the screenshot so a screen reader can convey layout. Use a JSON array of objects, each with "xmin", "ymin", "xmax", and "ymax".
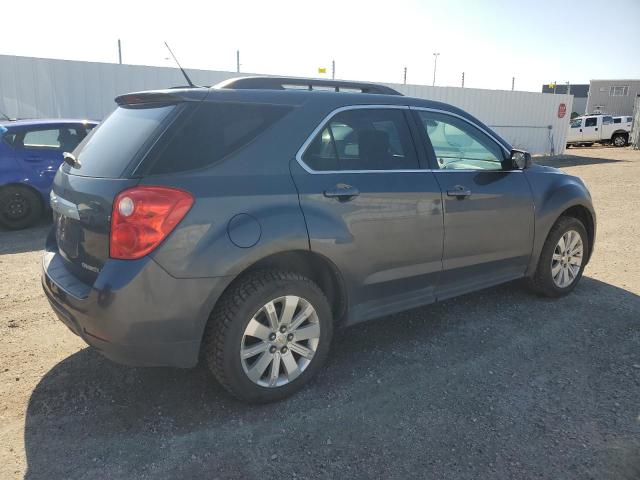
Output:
[
  {"xmin": 611, "ymin": 129, "xmax": 629, "ymax": 137},
  {"xmin": 208, "ymin": 249, "xmax": 348, "ymax": 328},
  {"xmin": 558, "ymin": 204, "xmax": 595, "ymax": 263},
  {"xmin": 1, "ymin": 182, "xmax": 47, "ymax": 210},
  {"xmin": 526, "ymin": 176, "xmax": 596, "ymax": 276}
]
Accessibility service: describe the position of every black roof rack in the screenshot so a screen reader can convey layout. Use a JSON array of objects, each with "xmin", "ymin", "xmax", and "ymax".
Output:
[{"xmin": 215, "ymin": 76, "xmax": 402, "ymax": 96}]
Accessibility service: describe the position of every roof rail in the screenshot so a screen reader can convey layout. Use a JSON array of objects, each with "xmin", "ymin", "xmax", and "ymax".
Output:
[{"xmin": 215, "ymin": 76, "xmax": 403, "ymax": 96}]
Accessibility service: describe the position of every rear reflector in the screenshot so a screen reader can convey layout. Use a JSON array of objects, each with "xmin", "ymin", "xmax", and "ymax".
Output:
[{"xmin": 110, "ymin": 186, "xmax": 194, "ymax": 260}]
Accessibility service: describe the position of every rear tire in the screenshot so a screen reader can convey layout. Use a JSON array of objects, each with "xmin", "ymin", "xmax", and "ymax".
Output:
[
  {"xmin": 0, "ymin": 185, "xmax": 43, "ymax": 230},
  {"xmin": 527, "ymin": 216, "xmax": 589, "ymax": 298},
  {"xmin": 203, "ymin": 270, "xmax": 333, "ymax": 403},
  {"xmin": 612, "ymin": 133, "xmax": 627, "ymax": 147}
]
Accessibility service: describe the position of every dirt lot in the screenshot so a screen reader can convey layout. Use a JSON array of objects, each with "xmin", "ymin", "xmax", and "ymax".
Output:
[{"xmin": 1, "ymin": 147, "xmax": 639, "ymax": 480}]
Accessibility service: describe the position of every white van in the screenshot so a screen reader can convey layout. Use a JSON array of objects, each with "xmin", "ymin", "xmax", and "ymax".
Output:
[{"xmin": 566, "ymin": 114, "xmax": 631, "ymax": 148}]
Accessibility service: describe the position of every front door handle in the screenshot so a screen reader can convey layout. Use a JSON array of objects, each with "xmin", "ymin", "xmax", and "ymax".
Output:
[
  {"xmin": 446, "ymin": 185, "xmax": 472, "ymax": 198},
  {"xmin": 324, "ymin": 184, "xmax": 360, "ymax": 200}
]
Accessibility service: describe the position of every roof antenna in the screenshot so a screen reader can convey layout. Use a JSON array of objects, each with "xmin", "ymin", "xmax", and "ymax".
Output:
[{"xmin": 164, "ymin": 41, "xmax": 199, "ymax": 88}]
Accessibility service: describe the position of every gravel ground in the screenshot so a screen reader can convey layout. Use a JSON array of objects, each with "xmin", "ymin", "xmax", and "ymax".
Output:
[{"xmin": 1, "ymin": 147, "xmax": 639, "ymax": 480}]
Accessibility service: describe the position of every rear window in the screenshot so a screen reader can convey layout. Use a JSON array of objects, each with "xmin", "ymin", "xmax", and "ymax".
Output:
[
  {"xmin": 143, "ymin": 102, "xmax": 291, "ymax": 175},
  {"xmin": 66, "ymin": 105, "xmax": 175, "ymax": 178}
]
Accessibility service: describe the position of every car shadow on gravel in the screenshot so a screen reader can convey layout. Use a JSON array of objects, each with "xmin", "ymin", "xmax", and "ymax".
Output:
[
  {"xmin": 0, "ymin": 216, "xmax": 50, "ymax": 255},
  {"xmin": 539, "ymin": 154, "xmax": 627, "ymax": 168},
  {"xmin": 23, "ymin": 277, "xmax": 640, "ymax": 480}
]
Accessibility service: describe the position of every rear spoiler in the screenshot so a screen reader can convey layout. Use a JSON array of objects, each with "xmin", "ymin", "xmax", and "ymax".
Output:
[{"xmin": 115, "ymin": 89, "xmax": 208, "ymax": 106}]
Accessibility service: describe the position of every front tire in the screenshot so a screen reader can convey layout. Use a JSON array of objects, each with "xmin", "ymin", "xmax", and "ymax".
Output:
[
  {"xmin": 0, "ymin": 185, "xmax": 43, "ymax": 230},
  {"xmin": 527, "ymin": 216, "xmax": 589, "ymax": 297},
  {"xmin": 203, "ymin": 270, "xmax": 333, "ymax": 403}
]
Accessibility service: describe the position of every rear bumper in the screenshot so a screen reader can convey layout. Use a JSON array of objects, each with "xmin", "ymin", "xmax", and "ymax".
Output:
[{"xmin": 42, "ymin": 245, "xmax": 230, "ymax": 368}]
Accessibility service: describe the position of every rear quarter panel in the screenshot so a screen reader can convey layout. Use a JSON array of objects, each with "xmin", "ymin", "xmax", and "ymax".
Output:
[{"xmin": 146, "ymin": 104, "xmax": 323, "ymax": 280}]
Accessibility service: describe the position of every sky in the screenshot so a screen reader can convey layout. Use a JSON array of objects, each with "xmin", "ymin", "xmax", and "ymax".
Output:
[{"xmin": 2, "ymin": 0, "xmax": 639, "ymax": 92}]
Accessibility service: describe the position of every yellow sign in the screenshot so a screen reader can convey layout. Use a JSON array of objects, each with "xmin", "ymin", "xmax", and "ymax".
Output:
[
  {"xmin": 548, "ymin": 83, "xmax": 556, "ymax": 89},
  {"xmin": 318, "ymin": 67, "xmax": 327, "ymax": 74}
]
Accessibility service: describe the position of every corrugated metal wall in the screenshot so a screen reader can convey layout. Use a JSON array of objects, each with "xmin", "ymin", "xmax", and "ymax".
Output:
[
  {"xmin": 0, "ymin": 54, "xmax": 572, "ymax": 154},
  {"xmin": 390, "ymin": 83, "xmax": 572, "ymax": 155}
]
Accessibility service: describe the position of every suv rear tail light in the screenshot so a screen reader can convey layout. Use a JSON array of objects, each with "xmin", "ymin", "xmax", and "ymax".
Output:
[{"xmin": 110, "ymin": 186, "xmax": 194, "ymax": 260}]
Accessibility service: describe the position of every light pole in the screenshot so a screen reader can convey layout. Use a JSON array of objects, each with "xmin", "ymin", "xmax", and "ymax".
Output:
[{"xmin": 432, "ymin": 53, "xmax": 440, "ymax": 87}]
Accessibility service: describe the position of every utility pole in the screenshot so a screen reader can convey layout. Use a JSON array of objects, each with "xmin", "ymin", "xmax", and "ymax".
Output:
[
  {"xmin": 118, "ymin": 39, "xmax": 122, "ymax": 64},
  {"xmin": 511, "ymin": 76, "xmax": 515, "ymax": 91},
  {"xmin": 331, "ymin": 60, "xmax": 335, "ymax": 80},
  {"xmin": 553, "ymin": 80, "xmax": 557, "ymax": 94},
  {"xmin": 403, "ymin": 67, "xmax": 407, "ymax": 85},
  {"xmin": 236, "ymin": 50, "xmax": 240, "ymax": 73},
  {"xmin": 461, "ymin": 72, "xmax": 465, "ymax": 88},
  {"xmin": 432, "ymin": 53, "xmax": 440, "ymax": 87},
  {"xmin": 566, "ymin": 81, "xmax": 570, "ymax": 95}
]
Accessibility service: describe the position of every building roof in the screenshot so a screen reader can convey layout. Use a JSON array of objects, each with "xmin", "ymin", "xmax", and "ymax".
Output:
[{"xmin": 541, "ymin": 84, "xmax": 589, "ymax": 97}]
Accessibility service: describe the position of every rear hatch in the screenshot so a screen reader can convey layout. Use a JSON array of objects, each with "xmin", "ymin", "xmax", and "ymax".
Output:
[{"xmin": 51, "ymin": 91, "xmax": 205, "ymax": 284}]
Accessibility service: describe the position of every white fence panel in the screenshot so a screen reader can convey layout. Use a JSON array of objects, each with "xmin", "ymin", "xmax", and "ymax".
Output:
[
  {"xmin": 1, "ymin": 55, "xmax": 572, "ymax": 154},
  {"xmin": 387, "ymin": 83, "xmax": 572, "ymax": 155}
]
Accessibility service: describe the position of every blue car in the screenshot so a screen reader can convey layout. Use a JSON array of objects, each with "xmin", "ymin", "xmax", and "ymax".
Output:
[{"xmin": 0, "ymin": 119, "xmax": 98, "ymax": 229}]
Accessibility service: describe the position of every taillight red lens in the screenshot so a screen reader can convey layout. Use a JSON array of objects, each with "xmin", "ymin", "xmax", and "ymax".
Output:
[{"xmin": 110, "ymin": 186, "xmax": 194, "ymax": 260}]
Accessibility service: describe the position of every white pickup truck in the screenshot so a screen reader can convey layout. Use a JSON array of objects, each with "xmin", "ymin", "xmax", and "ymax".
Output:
[{"xmin": 566, "ymin": 114, "xmax": 632, "ymax": 148}]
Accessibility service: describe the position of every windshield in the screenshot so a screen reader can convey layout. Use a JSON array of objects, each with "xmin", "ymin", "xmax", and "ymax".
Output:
[{"xmin": 64, "ymin": 104, "xmax": 176, "ymax": 178}]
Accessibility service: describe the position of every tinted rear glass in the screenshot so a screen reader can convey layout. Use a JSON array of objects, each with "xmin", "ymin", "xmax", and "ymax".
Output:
[
  {"xmin": 65, "ymin": 105, "xmax": 175, "ymax": 178},
  {"xmin": 143, "ymin": 102, "xmax": 291, "ymax": 175}
]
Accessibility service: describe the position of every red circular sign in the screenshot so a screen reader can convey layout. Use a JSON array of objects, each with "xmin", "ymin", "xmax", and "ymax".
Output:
[{"xmin": 558, "ymin": 103, "xmax": 567, "ymax": 118}]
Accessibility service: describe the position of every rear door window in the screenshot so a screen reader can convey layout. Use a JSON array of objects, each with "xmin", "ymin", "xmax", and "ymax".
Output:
[
  {"xmin": 65, "ymin": 105, "xmax": 176, "ymax": 178},
  {"xmin": 302, "ymin": 108, "xmax": 418, "ymax": 171},
  {"xmin": 144, "ymin": 102, "xmax": 291, "ymax": 175},
  {"xmin": 23, "ymin": 129, "xmax": 61, "ymax": 149}
]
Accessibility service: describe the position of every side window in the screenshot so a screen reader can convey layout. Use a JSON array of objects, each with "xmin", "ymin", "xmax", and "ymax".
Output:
[
  {"xmin": 302, "ymin": 108, "xmax": 418, "ymax": 171},
  {"xmin": 613, "ymin": 118, "xmax": 622, "ymax": 124},
  {"xmin": 416, "ymin": 111, "xmax": 504, "ymax": 171},
  {"xmin": 22, "ymin": 129, "xmax": 62, "ymax": 149},
  {"xmin": 147, "ymin": 102, "xmax": 291, "ymax": 174},
  {"xmin": 570, "ymin": 118, "xmax": 582, "ymax": 128},
  {"xmin": 1, "ymin": 126, "xmax": 16, "ymax": 146},
  {"xmin": 627, "ymin": 117, "xmax": 633, "ymax": 123},
  {"xmin": 602, "ymin": 116, "xmax": 613, "ymax": 125},
  {"xmin": 584, "ymin": 117, "xmax": 598, "ymax": 127}
]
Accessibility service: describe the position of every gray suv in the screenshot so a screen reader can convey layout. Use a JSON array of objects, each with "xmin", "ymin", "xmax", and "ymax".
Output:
[{"xmin": 42, "ymin": 77, "xmax": 595, "ymax": 402}]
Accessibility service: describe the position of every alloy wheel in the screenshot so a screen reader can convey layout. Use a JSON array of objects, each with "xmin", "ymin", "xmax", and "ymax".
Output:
[
  {"xmin": 240, "ymin": 295, "xmax": 320, "ymax": 388},
  {"xmin": 551, "ymin": 229, "xmax": 583, "ymax": 288}
]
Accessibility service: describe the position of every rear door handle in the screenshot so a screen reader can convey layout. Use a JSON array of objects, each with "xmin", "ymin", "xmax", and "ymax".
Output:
[
  {"xmin": 446, "ymin": 185, "xmax": 472, "ymax": 198},
  {"xmin": 324, "ymin": 184, "xmax": 360, "ymax": 200}
]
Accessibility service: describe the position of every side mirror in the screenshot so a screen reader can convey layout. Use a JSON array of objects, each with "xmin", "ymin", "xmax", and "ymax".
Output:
[{"xmin": 509, "ymin": 149, "xmax": 532, "ymax": 169}]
